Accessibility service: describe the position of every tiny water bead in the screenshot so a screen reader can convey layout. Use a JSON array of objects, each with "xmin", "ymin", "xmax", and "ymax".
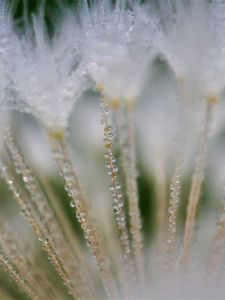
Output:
[
  {"xmin": 70, "ymin": 200, "xmax": 76, "ymax": 208},
  {"xmin": 104, "ymin": 152, "xmax": 110, "ymax": 159},
  {"xmin": 48, "ymin": 133, "xmax": 118, "ymax": 298},
  {"xmin": 112, "ymin": 166, "xmax": 118, "ymax": 173},
  {"xmin": 23, "ymin": 176, "xmax": 29, "ymax": 183},
  {"xmin": 109, "ymin": 185, "xmax": 115, "ymax": 191},
  {"xmin": 111, "ymin": 157, "xmax": 116, "ymax": 164},
  {"xmin": 100, "ymin": 97, "xmax": 135, "ymax": 290}
]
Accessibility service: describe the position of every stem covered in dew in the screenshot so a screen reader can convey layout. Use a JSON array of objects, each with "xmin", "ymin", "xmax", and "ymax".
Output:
[
  {"xmin": 47, "ymin": 128, "xmax": 118, "ymax": 299},
  {"xmin": 180, "ymin": 96, "xmax": 217, "ymax": 270},
  {"xmin": 0, "ymin": 252, "xmax": 39, "ymax": 300},
  {"xmin": 165, "ymin": 152, "xmax": 183, "ymax": 270},
  {"xmin": 0, "ymin": 219, "xmax": 55, "ymax": 300},
  {"xmin": 163, "ymin": 77, "xmax": 187, "ymax": 271},
  {"xmin": 3, "ymin": 129, "xmax": 92, "ymax": 299},
  {"xmin": 114, "ymin": 100, "xmax": 145, "ymax": 285},
  {"xmin": 0, "ymin": 165, "xmax": 76, "ymax": 298},
  {"xmin": 98, "ymin": 92, "xmax": 136, "ymax": 295}
]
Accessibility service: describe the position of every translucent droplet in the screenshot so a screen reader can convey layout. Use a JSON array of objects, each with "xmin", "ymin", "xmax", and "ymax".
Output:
[
  {"xmin": 112, "ymin": 167, "xmax": 118, "ymax": 173},
  {"xmin": 70, "ymin": 201, "xmax": 75, "ymax": 208},
  {"xmin": 108, "ymin": 132, "xmax": 113, "ymax": 138},
  {"xmin": 44, "ymin": 238, "xmax": 49, "ymax": 245},
  {"xmin": 116, "ymin": 184, "xmax": 121, "ymax": 190},
  {"xmin": 23, "ymin": 176, "xmax": 29, "ymax": 183},
  {"xmin": 109, "ymin": 185, "xmax": 115, "ymax": 191},
  {"xmin": 104, "ymin": 152, "xmax": 110, "ymax": 159},
  {"xmin": 111, "ymin": 157, "xmax": 116, "ymax": 164}
]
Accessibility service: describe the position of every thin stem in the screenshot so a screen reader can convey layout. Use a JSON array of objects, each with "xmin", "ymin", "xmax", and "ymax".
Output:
[
  {"xmin": 47, "ymin": 129, "xmax": 118, "ymax": 299},
  {"xmin": 180, "ymin": 97, "xmax": 216, "ymax": 270},
  {"xmin": 0, "ymin": 220, "xmax": 52, "ymax": 300},
  {"xmin": 0, "ymin": 216, "xmax": 69, "ymax": 300},
  {"xmin": 40, "ymin": 178, "xmax": 99, "ymax": 297},
  {"xmin": 164, "ymin": 152, "xmax": 183, "ymax": 270},
  {"xmin": 163, "ymin": 78, "xmax": 187, "ymax": 271},
  {"xmin": 0, "ymin": 252, "xmax": 38, "ymax": 300},
  {"xmin": 3, "ymin": 129, "xmax": 90, "ymax": 299},
  {"xmin": 99, "ymin": 97, "xmax": 136, "ymax": 297},
  {"xmin": 115, "ymin": 104, "xmax": 145, "ymax": 285},
  {"xmin": 0, "ymin": 164, "xmax": 78, "ymax": 298}
]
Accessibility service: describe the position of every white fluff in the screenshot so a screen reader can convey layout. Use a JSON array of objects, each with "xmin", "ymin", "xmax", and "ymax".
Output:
[
  {"xmin": 77, "ymin": 0, "xmax": 157, "ymax": 100},
  {"xmin": 9, "ymin": 14, "xmax": 88, "ymax": 129},
  {"xmin": 156, "ymin": 0, "xmax": 225, "ymax": 98}
]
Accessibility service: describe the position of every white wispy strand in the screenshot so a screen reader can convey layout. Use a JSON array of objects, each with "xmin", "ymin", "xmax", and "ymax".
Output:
[
  {"xmin": 78, "ymin": 0, "xmax": 157, "ymax": 101},
  {"xmin": 9, "ymin": 14, "xmax": 88, "ymax": 130},
  {"xmin": 156, "ymin": 0, "xmax": 225, "ymax": 99}
]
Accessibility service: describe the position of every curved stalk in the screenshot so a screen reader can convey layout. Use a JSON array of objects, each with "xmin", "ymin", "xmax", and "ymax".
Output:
[
  {"xmin": 99, "ymin": 98, "xmax": 135, "ymax": 295},
  {"xmin": 47, "ymin": 129, "xmax": 118, "ymax": 299},
  {"xmin": 180, "ymin": 96, "xmax": 217, "ymax": 270},
  {"xmin": 0, "ymin": 252, "xmax": 38, "ymax": 300},
  {"xmin": 114, "ymin": 103, "xmax": 145, "ymax": 286},
  {"xmin": 3, "ymin": 129, "xmax": 92, "ymax": 299}
]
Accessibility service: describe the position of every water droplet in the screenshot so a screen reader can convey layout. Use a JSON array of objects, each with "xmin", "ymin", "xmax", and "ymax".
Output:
[
  {"xmin": 112, "ymin": 167, "xmax": 118, "ymax": 173},
  {"xmin": 23, "ymin": 176, "xmax": 29, "ymax": 183},
  {"xmin": 116, "ymin": 184, "xmax": 121, "ymax": 190},
  {"xmin": 112, "ymin": 157, "xmax": 116, "ymax": 164},
  {"xmin": 104, "ymin": 152, "xmax": 110, "ymax": 159},
  {"xmin": 15, "ymin": 187, "xmax": 20, "ymax": 198},
  {"xmin": 70, "ymin": 201, "xmax": 75, "ymax": 208},
  {"xmin": 44, "ymin": 238, "xmax": 49, "ymax": 245}
]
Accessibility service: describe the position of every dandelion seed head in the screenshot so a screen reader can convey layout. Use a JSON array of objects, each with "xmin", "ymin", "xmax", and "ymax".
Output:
[
  {"xmin": 9, "ymin": 15, "xmax": 88, "ymax": 130},
  {"xmin": 78, "ymin": 0, "xmax": 157, "ymax": 101},
  {"xmin": 156, "ymin": 0, "xmax": 225, "ymax": 99}
]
